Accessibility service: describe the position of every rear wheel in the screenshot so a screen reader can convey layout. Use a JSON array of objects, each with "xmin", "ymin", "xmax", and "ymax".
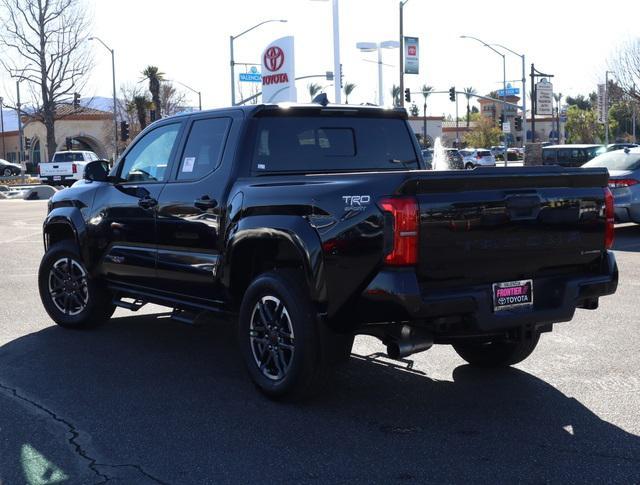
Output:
[
  {"xmin": 238, "ymin": 270, "xmax": 351, "ymax": 400},
  {"xmin": 2, "ymin": 168, "xmax": 12, "ymax": 177},
  {"xmin": 465, "ymin": 163, "xmax": 474, "ymax": 170},
  {"xmin": 452, "ymin": 332, "xmax": 540, "ymax": 367},
  {"xmin": 38, "ymin": 241, "xmax": 115, "ymax": 329}
]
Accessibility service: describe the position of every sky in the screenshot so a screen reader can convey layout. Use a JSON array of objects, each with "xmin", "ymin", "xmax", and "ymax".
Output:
[{"xmin": 1, "ymin": 0, "xmax": 639, "ymax": 117}]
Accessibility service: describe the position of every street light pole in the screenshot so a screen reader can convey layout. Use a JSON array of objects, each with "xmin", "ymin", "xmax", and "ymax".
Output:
[
  {"xmin": 332, "ymin": 0, "xmax": 342, "ymax": 104},
  {"xmin": 0, "ymin": 97, "xmax": 5, "ymax": 159},
  {"xmin": 16, "ymin": 80, "xmax": 25, "ymax": 172},
  {"xmin": 168, "ymin": 79, "xmax": 202, "ymax": 110},
  {"xmin": 357, "ymin": 40, "xmax": 399, "ymax": 106},
  {"xmin": 399, "ymin": 0, "xmax": 409, "ymax": 107},
  {"xmin": 493, "ymin": 44, "xmax": 527, "ymax": 147},
  {"xmin": 460, "ymin": 35, "xmax": 507, "ymax": 164},
  {"xmin": 230, "ymin": 19, "xmax": 287, "ymax": 106},
  {"xmin": 89, "ymin": 36, "xmax": 118, "ymax": 159}
]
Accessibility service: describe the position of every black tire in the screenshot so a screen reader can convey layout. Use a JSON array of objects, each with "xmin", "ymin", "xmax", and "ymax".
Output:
[
  {"xmin": 238, "ymin": 269, "xmax": 351, "ymax": 400},
  {"xmin": 465, "ymin": 163, "xmax": 474, "ymax": 170},
  {"xmin": 2, "ymin": 168, "xmax": 12, "ymax": 177},
  {"xmin": 38, "ymin": 241, "xmax": 115, "ymax": 329},
  {"xmin": 452, "ymin": 333, "xmax": 541, "ymax": 368}
]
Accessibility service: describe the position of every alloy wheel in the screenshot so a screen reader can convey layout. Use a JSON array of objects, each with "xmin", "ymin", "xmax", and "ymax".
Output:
[
  {"xmin": 48, "ymin": 257, "xmax": 89, "ymax": 316},
  {"xmin": 249, "ymin": 295, "xmax": 295, "ymax": 381}
]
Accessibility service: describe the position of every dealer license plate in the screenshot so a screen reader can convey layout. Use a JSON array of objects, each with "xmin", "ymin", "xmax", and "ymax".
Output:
[
  {"xmin": 492, "ymin": 279, "xmax": 533, "ymax": 311},
  {"xmin": 53, "ymin": 176, "xmax": 61, "ymax": 181}
]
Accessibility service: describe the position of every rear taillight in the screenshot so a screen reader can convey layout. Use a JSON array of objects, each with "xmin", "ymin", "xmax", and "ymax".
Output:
[
  {"xmin": 604, "ymin": 187, "xmax": 615, "ymax": 249},
  {"xmin": 608, "ymin": 179, "xmax": 638, "ymax": 188},
  {"xmin": 72, "ymin": 163, "xmax": 77, "ymax": 174},
  {"xmin": 378, "ymin": 196, "xmax": 419, "ymax": 266}
]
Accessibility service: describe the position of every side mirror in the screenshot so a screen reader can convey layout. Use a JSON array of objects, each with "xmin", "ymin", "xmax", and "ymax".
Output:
[{"xmin": 84, "ymin": 160, "xmax": 110, "ymax": 182}]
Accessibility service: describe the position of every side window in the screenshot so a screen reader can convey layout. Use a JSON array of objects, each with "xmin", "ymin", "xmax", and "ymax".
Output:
[
  {"xmin": 542, "ymin": 149, "xmax": 556, "ymax": 163},
  {"xmin": 177, "ymin": 118, "xmax": 231, "ymax": 181},
  {"xmin": 120, "ymin": 123, "xmax": 181, "ymax": 182}
]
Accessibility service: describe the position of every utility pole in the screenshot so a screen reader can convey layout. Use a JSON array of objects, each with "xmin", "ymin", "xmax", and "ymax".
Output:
[
  {"xmin": 0, "ymin": 97, "xmax": 5, "ymax": 159},
  {"xmin": 16, "ymin": 80, "xmax": 25, "ymax": 172},
  {"xmin": 455, "ymin": 91, "xmax": 459, "ymax": 147},
  {"xmin": 531, "ymin": 64, "xmax": 536, "ymax": 142}
]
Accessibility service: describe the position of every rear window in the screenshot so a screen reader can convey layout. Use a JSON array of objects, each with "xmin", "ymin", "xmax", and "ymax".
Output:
[
  {"xmin": 583, "ymin": 151, "xmax": 640, "ymax": 171},
  {"xmin": 53, "ymin": 152, "xmax": 84, "ymax": 162},
  {"xmin": 252, "ymin": 116, "xmax": 418, "ymax": 173}
]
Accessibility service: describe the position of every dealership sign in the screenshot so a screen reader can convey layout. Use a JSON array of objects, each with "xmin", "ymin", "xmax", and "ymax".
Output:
[
  {"xmin": 535, "ymin": 79, "xmax": 553, "ymax": 116},
  {"xmin": 597, "ymin": 83, "xmax": 606, "ymax": 123},
  {"xmin": 261, "ymin": 36, "xmax": 297, "ymax": 103},
  {"xmin": 404, "ymin": 37, "xmax": 419, "ymax": 74},
  {"xmin": 239, "ymin": 66, "xmax": 261, "ymax": 83}
]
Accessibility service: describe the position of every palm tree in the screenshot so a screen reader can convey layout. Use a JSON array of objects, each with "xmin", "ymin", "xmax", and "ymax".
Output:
[
  {"xmin": 133, "ymin": 95, "xmax": 149, "ymax": 130},
  {"xmin": 464, "ymin": 87, "xmax": 477, "ymax": 128},
  {"xmin": 343, "ymin": 83, "xmax": 356, "ymax": 104},
  {"xmin": 390, "ymin": 85, "xmax": 401, "ymax": 107},
  {"xmin": 308, "ymin": 82, "xmax": 322, "ymax": 101},
  {"xmin": 141, "ymin": 66, "xmax": 165, "ymax": 120},
  {"xmin": 421, "ymin": 85, "xmax": 433, "ymax": 145}
]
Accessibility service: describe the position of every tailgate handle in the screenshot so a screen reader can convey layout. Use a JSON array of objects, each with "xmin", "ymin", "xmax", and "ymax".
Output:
[{"xmin": 506, "ymin": 195, "xmax": 542, "ymax": 221}]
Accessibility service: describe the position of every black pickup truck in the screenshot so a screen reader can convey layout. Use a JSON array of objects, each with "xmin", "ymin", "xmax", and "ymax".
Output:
[{"xmin": 39, "ymin": 104, "xmax": 618, "ymax": 399}]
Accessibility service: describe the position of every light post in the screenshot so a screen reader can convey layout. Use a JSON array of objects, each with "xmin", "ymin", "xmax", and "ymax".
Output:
[
  {"xmin": 356, "ymin": 40, "xmax": 399, "ymax": 106},
  {"xmin": 311, "ymin": 0, "xmax": 342, "ymax": 104},
  {"xmin": 399, "ymin": 0, "xmax": 409, "ymax": 107},
  {"xmin": 0, "ymin": 97, "xmax": 5, "ymax": 159},
  {"xmin": 89, "ymin": 36, "xmax": 118, "ymax": 159},
  {"xmin": 167, "ymin": 79, "xmax": 202, "ymax": 111},
  {"xmin": 461, "ymin": 35, "xmax": 507, "ymax": 163},
  {"xmin": 492, "ymin": 43, "xmax": 527, "ymax": 147},
  {"xmin": 230, "ymin": 19, "xmax": 287, "ymax": 106}
]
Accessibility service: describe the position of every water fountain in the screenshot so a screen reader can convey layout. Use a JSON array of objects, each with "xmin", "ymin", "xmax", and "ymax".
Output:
[{"xmin": 431, "ymin": 137, "xmax": 448, "ymax": 171}]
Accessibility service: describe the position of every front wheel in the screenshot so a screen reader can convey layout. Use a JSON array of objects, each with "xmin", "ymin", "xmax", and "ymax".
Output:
[
  {"xmin": 38, "ymin": 241, "xmax": 115, "ymax": 329},
  {"xmin": 452, "ymin": 333, "xmax": 541, "ymax": 367},
  {"xmin": 238, "ymin": 270, "xmax": 351, "ymax": 400},
  {"xmin": 465, "ymin": 163, "xmax": 475, "ymax": 170},
  {"xmin": 2, "ymin": 168, "xmax": 12, "ymax": 177}
]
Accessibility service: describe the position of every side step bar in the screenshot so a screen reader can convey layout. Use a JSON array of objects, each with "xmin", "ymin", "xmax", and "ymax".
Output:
[{"xmin": 113, "ymin": 297, "xmax": 146, "ymax": 311}]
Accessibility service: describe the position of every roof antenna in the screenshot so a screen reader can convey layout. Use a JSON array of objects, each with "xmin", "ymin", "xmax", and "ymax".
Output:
[{"xmin": 312, "ymin": 93, "xmax": 329, "ymax": 106}]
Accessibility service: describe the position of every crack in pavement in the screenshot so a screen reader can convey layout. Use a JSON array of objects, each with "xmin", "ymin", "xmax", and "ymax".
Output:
[{"xmin": 0, "ymin": 381, "xmax": 170, "ymax": 484}]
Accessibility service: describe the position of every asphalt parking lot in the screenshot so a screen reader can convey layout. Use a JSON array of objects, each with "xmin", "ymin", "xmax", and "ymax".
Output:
[{"xmin": 0, "ymin": 199, "xmax": 638, "ymax": 484}]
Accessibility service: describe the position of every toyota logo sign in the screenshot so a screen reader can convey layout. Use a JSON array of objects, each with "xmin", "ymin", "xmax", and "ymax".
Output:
[{"xmin": 263, "ymin": 46, "xmax": 285, "ymax": 72}]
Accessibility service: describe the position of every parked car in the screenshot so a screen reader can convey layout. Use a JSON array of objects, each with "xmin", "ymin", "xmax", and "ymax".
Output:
[
  {"xmin": 459, "ymin": 148, "xmax": 496, "ymax": 169},
  {"xmin": 606, "ymin": 143, "xmax": 639, "ymax": 152},
  {"xmin": 490, "ymin": 145, "xmax": 506, "ymax": 159},
  {"xmin": 583, "ymin": 147, "xmax": 640, "ymax": 224},
  {"xmin": 421, "ymin": 148, "xmax": 433, "ymax": 170},
  {"xmin": 0, "ymin": 159, "xmax": 22, "ymax": 177},
  {"xmin": 542, "ymin": 144, "xmax": 604, "ymax": 167},
  {"xmin": 38, "ymin": 150, "xmax": 100, "ymax": 186},
  {"xmin": 39, "ymin": 103, "xmax": 617, "ymax": 399},
  {"xmin": 441, "ymin": 148, "xmax": 464, "ymax": 169},
  {"xmin": 506, "ymin": 148, "xmax": 523, "ymax": 161}
]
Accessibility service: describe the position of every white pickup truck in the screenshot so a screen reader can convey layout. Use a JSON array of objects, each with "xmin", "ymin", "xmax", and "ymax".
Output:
[{"xmin": 39, "ymin": 151, "xmax": 101, "ymax": 186}]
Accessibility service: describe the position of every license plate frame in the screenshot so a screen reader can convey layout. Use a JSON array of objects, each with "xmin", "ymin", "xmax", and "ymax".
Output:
[
  {"xmin": 492, "ymin": 279, "xmax": 533, "ymax": 312},
  {"xmin": 53, "ymin": 175, "xmax": 61, "ymax": 181}
]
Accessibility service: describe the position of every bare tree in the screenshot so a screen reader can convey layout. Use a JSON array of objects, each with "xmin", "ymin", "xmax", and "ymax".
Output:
[
  {"xmin": 611, "ymin": 39, "xmax": 640, "ymax": 103},
  {"xmin": 0, "ymin": 0, "xmax": 93, "ymax": 160},
  {"xmin": 160, "ymin": 83, "xmax": 187, "ymax": 117}
]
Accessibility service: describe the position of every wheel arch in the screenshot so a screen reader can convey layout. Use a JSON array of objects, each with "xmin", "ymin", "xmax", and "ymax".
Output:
[
  {"xmin": 43, "ymin": 207, "xmax": 89, "ymax": 262},
  {"xmin": 223, "ymin": 215, "xmax": 327, "ymax": 309}
]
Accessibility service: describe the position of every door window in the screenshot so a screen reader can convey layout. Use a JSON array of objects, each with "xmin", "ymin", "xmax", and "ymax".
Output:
[
  {"xmin": 177, "ymin": 118, "xmax": 231, "ymax": 181},
  {"xmin": 120, "ymin": 123, "xmax": 181, "ymax": 182}
]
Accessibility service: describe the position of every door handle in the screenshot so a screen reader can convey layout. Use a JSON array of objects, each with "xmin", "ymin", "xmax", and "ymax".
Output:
[
  {"xmin": 138, "ymin": 196, "xmax": 158, "ymax": 210},
  {"xmin": 194, "ymin": 195, "xmax": 217, "ymax": 211}
]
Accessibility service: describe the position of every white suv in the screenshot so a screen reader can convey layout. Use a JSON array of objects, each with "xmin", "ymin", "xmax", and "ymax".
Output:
[{"xmin": 459, "ymin": 149, "xmax": 496, "ymax": 169}]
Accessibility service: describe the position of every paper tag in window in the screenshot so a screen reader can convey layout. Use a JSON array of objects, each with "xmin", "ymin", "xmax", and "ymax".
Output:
[
  {"xmin": 182, "ymin": 157, "xmax": 196, "ymax": 173},
  {"xmin": 257, "ymin": 163, "xmax": 266, "ymax": 170}
]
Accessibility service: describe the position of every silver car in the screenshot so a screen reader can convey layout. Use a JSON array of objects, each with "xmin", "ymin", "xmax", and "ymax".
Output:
[
  {"xmin": 583, "ymin": 147, "xmax": 640, "ymax": 224},
  {"xmin": 459, "ymin": 149, "xmax": 496, "ymax": 169}
]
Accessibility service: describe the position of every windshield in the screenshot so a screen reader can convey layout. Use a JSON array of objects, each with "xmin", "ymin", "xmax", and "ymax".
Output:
[
  {"xmin": 583, "ymin": 151, "xmax": 640, "ymax": 171},
  {"xmin": 252, "ymin": 116, "xmax": 419, "ymax": 173},
  {"xmin": 53, "ymin": 152, "xmax": 84, "ymax": 162}
]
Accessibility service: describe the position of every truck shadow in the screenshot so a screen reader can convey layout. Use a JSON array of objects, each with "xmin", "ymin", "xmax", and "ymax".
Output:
[
  {"xmin": 613, "ymin": 224, "xmax": 640, "ymax": 253},
  {"xmin": 1, "ymin": 313, "xmax": 638, "ymax": 484}
]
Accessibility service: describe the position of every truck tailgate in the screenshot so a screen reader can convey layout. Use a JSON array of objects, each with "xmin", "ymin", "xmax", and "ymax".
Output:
[
  {"xmin": 40, "ymin": 162, "xmax": 74, "ymax": 177},
  {"xmin": 402, "ymin": 167, "xmax": 610, "ymax": 289}
]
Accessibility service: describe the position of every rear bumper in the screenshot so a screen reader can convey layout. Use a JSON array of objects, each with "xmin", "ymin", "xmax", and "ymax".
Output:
[
  {"xmin": 358, "ymin": 251, "xmax": 618, "ymax": 332},
  {"xmin": 40, "ymin": 176, "xmax": 76, "ymax": 186}
]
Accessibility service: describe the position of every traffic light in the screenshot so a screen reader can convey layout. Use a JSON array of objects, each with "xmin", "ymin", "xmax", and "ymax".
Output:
[
  {"xmin": 499, "ymin": 114, "xmax": 505, "ymax": 125},
  {"xmin": 24, "ymin": 137, "xmax": 31, "ymax": 150},
  {"xmin": 120, "ymin": 121, "xmax": 130, "ymax": 141},
  {"xmin": 73, "ymin": 92, "xmax": 80, "ymax": 109},
  {"xmin": 65, "ymin": 137, "xmax": 72, "ymax": 150},
  {"xmin": 449, "ymin": 87, "xmax": 456, "ymax": 102},
  {"xmin": 514, "ymin": 116, "xmax": 522, "ymax": 131},
  {"xmin": 404, "ymin": 88, "xmax": 411, "ymax": 103},
  {"xmin": 150, "ymin": 109, "xmax": 157, "ymax": 122}
]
